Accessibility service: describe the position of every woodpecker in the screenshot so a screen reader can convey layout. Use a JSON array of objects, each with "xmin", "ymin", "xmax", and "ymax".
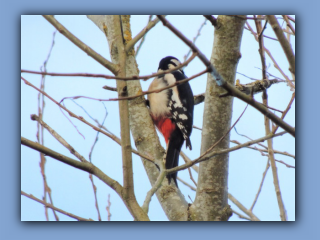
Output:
[{"xmin": 147, "ymin": 56, "xmax": 194, "ymax": 186}]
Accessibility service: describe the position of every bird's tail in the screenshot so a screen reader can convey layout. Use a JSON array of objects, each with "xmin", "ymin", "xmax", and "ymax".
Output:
[{"xmin": 166, "ymin": 137, "xmax": 183, "ymax": 186}]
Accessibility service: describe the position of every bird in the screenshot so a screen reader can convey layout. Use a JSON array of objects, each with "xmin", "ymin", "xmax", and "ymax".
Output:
[{"xmin": 147, "ymin": 56, "xmax": 194, "ymax": 186}]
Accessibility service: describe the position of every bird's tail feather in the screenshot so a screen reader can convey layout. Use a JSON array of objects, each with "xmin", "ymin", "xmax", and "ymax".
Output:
[{"xmin": 166, "ymin": 138, "xmax": 183, "ymax": 186}]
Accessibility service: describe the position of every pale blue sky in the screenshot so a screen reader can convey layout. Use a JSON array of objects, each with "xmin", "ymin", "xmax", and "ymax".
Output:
[{"xmin": 21, "ymin": 15, "xmax": 295, "ymax": 221}]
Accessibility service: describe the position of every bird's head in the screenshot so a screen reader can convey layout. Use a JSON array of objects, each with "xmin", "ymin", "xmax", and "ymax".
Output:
[{"xmin": 158, "ymin": 56, "xmax": 182, "ymax": 72}]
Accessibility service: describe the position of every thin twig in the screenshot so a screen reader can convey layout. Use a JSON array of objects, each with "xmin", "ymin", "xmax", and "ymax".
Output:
[
  {"xmin": 244, "ymin": 26, "xmax": 278, "ymax": 41},
  {"xmin": 282, "ymin": 15, "xmax": 295, "ymax": 35},
  {"xmin": 287, "ymin": 16, "xmax": 295, "ymax": 23},
  {"xmin": 37, "ymin": 30, "xmax": 60, "ymax": 221},
  {"xmin": 60, "ymin": 69, "xmax": 207, "ymax": 103},
  {"xmin": 126, "ymin": 15, "xmax": 161, "ymax": 54},
  {"xmin": 254, "ymin": 16, "xmax": 267, "ymax": 80},
  {"xmin": 21, "ymin": 191, "xmax": 94, "ymax": 221},
  {"xmin": 134, "ymin": 15, "xmax": 155, "ymax": 56},
  {"xmin": 232, "ymin": 209, "xmax": 252, "ymax": 221},
  {"xmin": 180, "ymin": 151, "xmax": 199, "ymax": 173},
  {"xmin": 167, "ymin": 131, "xmax": 287, "ymax": 175},
  {"xmin": 86, "ymin": 102, "xmax": 108, "ymax": 221},
  {"xmin": 250, "ymin": 159, "xmax": 270, "ymax": 211},
  {"xmin": 21, "ymin": 137, "xmax": 124, "ymax": 198},
  {"xmin": 228, "ymin": 193, "xmax": 260, "ymax": 221},
  {"xmin": 141, "ymin": 166, "xmax": 166, "ymax": 213},
  {"xmin": 106, "ymin": 194, "xmax": 111, "ymax": 221},
  {"xmin": 184, "ymin": 18, "xmax": 207, "ymax": 62},
  {"xmin": 197, "ymin": 104, "xmax": 248, "ymax": 161},
  {"xmin": 187, "ymin": 167, "xmax": 197, "ymax": 187},
  {"xmin": 263, "ymin": 91, "xmax": 287, "ymax": 221},
  {"xmin": 177, "ymin": 177, "xmax": 197, "ymax": 191},
  {"xmin": 42, "ymin": 15, "xmax": 118, "ymax": 74},
  {"xmin": 246, "ymin": 22, "xmax": 295, "ymax": 91},
  {"xmin": 231, "ymin": 140, "xmax": 295, "ymax": 159},
  {"xmin": 21, "ymin": 76, "xmax": 155, "ymax": 164},
  {"xmin": 273, "ymin": 92, "xmax": 295, "ymax": 134},
  {"xmin": 21, "ymin": 51, "xmax": 197, "ymax": 82},
  {"xmin": 31, "ymin": 114, "xmax": 88, "ymax": 162},
  {"xmin": 89, "ymin": 174, "xmax": 101, "ymax": 221},
  {"xmin": 158, "ymin": 15, "xmax": 295, "ymax": 137}
]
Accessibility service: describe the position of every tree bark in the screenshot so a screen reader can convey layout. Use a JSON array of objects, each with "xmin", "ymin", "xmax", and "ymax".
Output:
[
  {"xmin": 189, "ymin": 15, "xmax": 246, "ymax": 221},
  {"xmin": 88, "ymin": 15, "xmax": 189, "ymax": 221}
]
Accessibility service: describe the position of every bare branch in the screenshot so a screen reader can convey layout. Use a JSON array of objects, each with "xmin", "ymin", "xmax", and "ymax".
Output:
[
  {"xmin": 231, "ymin": 140, "xmax": 295, "ymax": 159},
  {"xmin": 196, "ymin": 104, "xmax": 248, "ymax": 162},
  {"xmin": 21, "ymin": 51, "xmax": 197, "ymax": 82},
  {"xmin": 184, "ymin": 18, "xmax": 207, "ymax": 62},
  {"xmin": 167, "ymin": 131, "xmax": 287, "ymax": 174},
  {"xmin": 42, "ymin": 15, "xmax": 118, "ymax": 74},
  {"xmin": 228, "ymin": 193, "xmax": 260, "ymax": 221},
  {"xmin": 21, "ymin": 191, "xmax": 94, "ymax": 221},
  {"xmin": 60, "ymin": 68, "xmax": 207, "ymax": 102},
  {"xmin": 187, "ymin": 167, "xmax": 197, "ymax": 187},
  {"xmin": 89, "ymin": 174, "xmax": 101, "ymax": 221},
  {"xmin": 37, "ymin": 31, "xmax": 58, "ymax": 221},
  {"xmin": 282, "ymin": 15, "xmax": 295, "ymax": 35},
  {"xmin": 106, "ymin": 194, "xmax": 111, "ymax": 221},
  {"xmin": 220, "ymin": 79, "xmax": 281, "ymax": 98},
  {"xmin": 180, "ymin": 151, "xmax": 199, "ymax": 173},
  {"xmin": 267, "ymin": 15, "xmax": 295, "ymax": 75},
  {"xmin": 31, "ymin": 114, "xmax": 88, "ymax": 162},
  {"xmin": 21, "ymin": 137, "xmax": 124, "ymax": 195},
  {"xmin": 194, "ymin": 93, "xmax": 205, "ymax": 105},
  {"xmin": 141, "ymin": 166, "xmax": 166, "ymax": 213},
  {"xmin": 245, "ymin": 22, "xmax": 295, "ymax": 91},
  {"xmin": 157, "ymin": 15, "xmax": 295, "ymax": 137},
  {"xmin": 232, "ymin": 209, "xmax": 252, "ymax": 221},
  {"xmin": 177, "ymin": 177, "xmax": 197, "ymax": 191},
  {"xmin": 250, "ymin": 160, "xmax": 270, "ymax": 211},
  {"xmin": 244, "ymin": 26, "xmax": 278, "ymax": 41},
  {"xmin": 203, "ymin": 15, "xmax": 217, "ymax": 27},
  {"xmin": 254, "ymin": 16, "xmax": 268, "ymax": 80},
  {"xmin": 21, "ymin": 76, "xmax": 155, "ymax": 163},
  {"xmin": 229, "ymin": 15, "xmax": 266, "ymax": 20},
  {"xmin": 105, "ymin": 15, "xmax": 149, "ymax": 221},
  {"xmin": 273, "ymin": 92, "xmax": 295, "ymax": 134},
  {"xmin": 102, "ymin": 85, "xmax": 117, "ymax": 91},
  {"xmin": 126, "ymin": 15, "xmax": 161, "ymax": 53},
  {"xmin": 263, "ymin": 91, "xmax": 287, "ymax": 221}
]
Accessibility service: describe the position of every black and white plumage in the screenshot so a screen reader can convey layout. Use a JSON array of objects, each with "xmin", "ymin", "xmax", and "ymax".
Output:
[{"xmin": 147, "ymin": 56, "xmax": 194, "ymax": 186}]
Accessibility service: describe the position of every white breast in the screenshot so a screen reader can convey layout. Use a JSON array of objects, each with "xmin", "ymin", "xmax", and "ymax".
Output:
[{"xmin": 148, "ymin": 76, "xmax": 170, "ymax": 117}]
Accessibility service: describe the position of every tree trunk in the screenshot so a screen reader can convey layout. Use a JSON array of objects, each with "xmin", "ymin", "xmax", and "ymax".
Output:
[{"xmin": 189, "ymin": 15, "xmax": 246, "ymax": 221}]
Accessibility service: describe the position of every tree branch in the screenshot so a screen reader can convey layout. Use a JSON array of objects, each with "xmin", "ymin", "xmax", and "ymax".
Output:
[
  {"xmin": 42, "ymin": 15, "xmax": 118, "ymax": 74},
  {"xmin": 104, "ymin": 15, "xmax": 149, "ymax": 221},
  {"xmin": 203, "ymin": 15, "xmax": 217, "ymax": 27},
  {"xmin": 21, "ymin": 76, "xmax": 154, "ymax": 164},
  {"xmin": 21, "ymin": 137, "xmax": 123, "ymax": 194},
  {"xmin": 126, "ymin": 16, "xmax": 161, "ymax": 53},
  {"xmin": 21, "ymin": 191, "xmax": 94, "ymax": 221},
  {"xmin": 21, "ymin": 51, "xmax": 197, "ymax": 82},
  {"xmin": 245, "ymin": 22, "xmax": 295, "ymax": 91},
  {"xmin": 157, "ymin": 15, "xmax": 295, "ymax": 137},
  {"xmin": 228, "ymin": 193, "xmax": 260, "ymax": 221},
  {"xmin": 263, "ymin": 92, "xmax": 287, "ymax": 221},
  {"xmin": 267, "ymin": 15, "xmax": 295, "ymax": 75},
  {"xmin": 31, "ymin": 114, "xmax": 88, "ymax": 162},
  {"xmin": 167, "ymin": 131, "xmax": 287, "ymax": 174},
  {"xmin": 141, "ymin": 166, "xmax": 166, "ymax": 214}
]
